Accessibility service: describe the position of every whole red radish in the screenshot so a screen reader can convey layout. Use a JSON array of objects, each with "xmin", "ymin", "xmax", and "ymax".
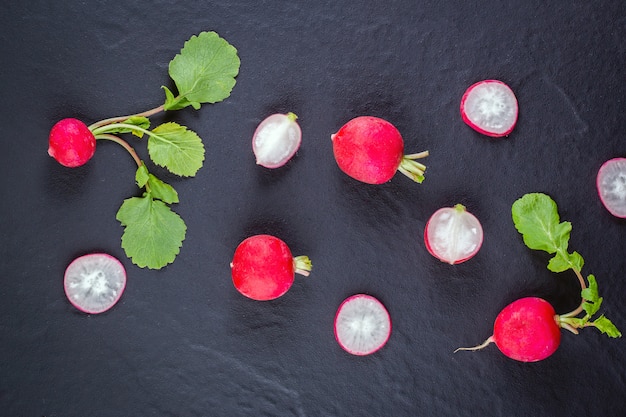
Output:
[
  {"xmin": 230, "ymin": 234, "xmax": 312, "ymax": 301},
  {"xmin": 424, "ymin": 204, "xmax": 483, "ymax": 264},
  {"xmin": 455, "ymin": 297, "xmax": 561, "ymax": 362},
  {"xmin": 596, "ymin": 157, "xmax": 626, "ymax": 218},
  {"xmin": 64, "ymin": 253, "xmax": 127, "ymax": 314},
  {"xmin": 331, "ymin": 116, "xmax": 428, "ymax": 184},
  {"xmin": 48, "ymin": 118, "xmax": 97, "ymax": 167},
  {"xmin": 460, "ymin": 80, "xmax": 518, "ymax": 137}
]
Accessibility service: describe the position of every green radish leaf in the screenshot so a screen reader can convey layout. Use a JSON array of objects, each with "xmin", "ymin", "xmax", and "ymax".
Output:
[
  {"xmin": 164, "ymin": 31, "xmax": 240, "ymax": 111},
  {"xmin": 512, "ymin": 193, "xmax": 570, "ymax": 253},
  {"xmin": 581, "ymin": 274, "xmax": 599, "ymax": 303},
  {"xmin": 136, "ymin": 163, "xmax": 150, "ymax": 187},
  {"xmin": 512, "ymin": 193, "xmax": 583, "ymax": 273},
  {"xmin": 147, "ymin": 122, "xmax": 205, "ymax": 177},
  {"xmin": 593, "ymin": 316, "xmax": 623, "ymax": 338},
  {"xmin": 116, "ymin": 196, "xmax": 186, "ymax": 269},
  {"xmin": 146, "ymin": 174, "xmax": 179, "ymax": 204}
]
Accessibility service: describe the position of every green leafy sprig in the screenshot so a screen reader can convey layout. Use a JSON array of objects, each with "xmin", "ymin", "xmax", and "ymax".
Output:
[
  {"xmin": 88, "ymin": 31, "xmax": 240, "ymax": 269},
  {"xmin": 511, "ymin": 193, "xmax": 621, "ymax": 337}
]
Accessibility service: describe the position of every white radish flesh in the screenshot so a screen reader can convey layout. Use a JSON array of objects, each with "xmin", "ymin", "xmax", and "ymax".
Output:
[
  {"xmin": 334, "ymin": 294, "xmax": 391, "ymax": 356},
  {"xmin": 64, "ymin": 253, "xmax": 127, "ymax": 314},
  {"xmin": 597, "ymin": 157, "xmax": 626, "ymax": 218},
  {"xmin": 424, "ymin": 204, "xmax": 483, "ymax": 264},
  {"xmin": 461, "ymin": 80, "xmax": 518, "ymax": 137},
  {"xmin": 252, "ymin": 112, "xmax": 302, "ymax": 168}
]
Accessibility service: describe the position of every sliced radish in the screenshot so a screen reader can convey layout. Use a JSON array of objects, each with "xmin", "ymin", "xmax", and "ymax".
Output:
[
  {"xmin": 252, "ymin": 112, "xmax": 302, "ymax": 168},
  {"xmin": 334, "ymin": 294, "xmax": 391, "ymax": 356},
  {"xmin": 596, "ymin": 157, "xmax": 626, "ymax": 218},
  {"xmin": 424, "ymin": 204, "xmax": 483, "ymax": 264},
  {"xmin": 460, "ymin": 80, "xmax": 518, "ymax": 137},
  {"xmin": 64, "ymin": 253, "xmax": 127, "ymax": 314}
]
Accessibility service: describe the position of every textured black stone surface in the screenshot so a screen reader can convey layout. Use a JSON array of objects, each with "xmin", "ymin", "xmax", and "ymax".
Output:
[{"xmin": 1, "ymin": 1, "xmax": 625, "ymax": 416}]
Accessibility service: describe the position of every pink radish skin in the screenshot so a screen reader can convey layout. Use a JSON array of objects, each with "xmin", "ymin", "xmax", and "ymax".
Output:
[
  {"xmin": 48, "ymin": 118, "xmax": 97, "ymax": 167},
  {"xmin": 331, "ymin": 116, "xmax": 428, "ymax": 184},
  {"xmin": 596, "ymin": 157, "xmax": 626, "ymax": 218},
  {"xmin": 456, "ymin": 297, "xmax": 562, "ymax": 362},
  {"xmin": 334, "ymin": 294, "xmax": 391, "ymax": 356},
  {"xmin": 252, "ymin": 112, "xmax": 302, "ymax": 168},
  {"xmin": 230, "ymin": 234, "xmax": 312, "ymax": 301},
  {"xmin": 460, "ymin": 80, "xmax": 518, "ymax": 137},
  {"xmin": 424, "ymin": 204, "xmax": 483, "ymax": 264},
  {"xmin": 64, "ymin": 253, "xmax": 127, "ymax": 314}
]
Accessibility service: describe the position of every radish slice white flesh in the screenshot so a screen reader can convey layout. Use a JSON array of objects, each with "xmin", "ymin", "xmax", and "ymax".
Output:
[
  {"xmin": 64, "ymin": 253, "xmax": 127, "ymax": 314},
  {"xmin": 461, "ymin": 80, "xmax": 518, "ymax": 137},
  {"xmin": 597, "ymin": 157, "xmax": 626, "ymax": 218},
  {"xmin": 252, "ymin": 112, "xmax": 302, "ymax": 168},
  {"xmin": 334, "ymin": 294, "xmax": 391, "ymax": 356},
  {"xmin": 424, "ymin": 204, "xmax": 483, "ymax": 264}
]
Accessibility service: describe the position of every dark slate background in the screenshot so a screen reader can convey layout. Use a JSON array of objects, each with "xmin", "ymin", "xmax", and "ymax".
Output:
[{"xmin": 1, "ymin": 1, "xmax": 625, "ymax": 416}]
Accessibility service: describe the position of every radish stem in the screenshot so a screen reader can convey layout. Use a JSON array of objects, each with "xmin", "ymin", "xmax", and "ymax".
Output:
[
  {"xmin": 294, "ymin": 255, "xmax": 312, "ymax": 277},
  {"xmin": 398, "ymin": 151, "xmax": 429, "ymax": 183},
  {"xmin": 88, "ymin": 105, "xmax": 165, "ymax": 130},
  {"xmin": 95, "ymin": 134, "xmax": 142, "ymax": 168}
]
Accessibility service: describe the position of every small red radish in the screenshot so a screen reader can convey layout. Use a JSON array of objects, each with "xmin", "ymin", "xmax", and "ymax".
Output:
[
  {"xmin": 230, "ymin": 234, "xmax": 312, "ymax": 301},
  {"xmin": 334, "ymin": 294, "xmax": 391, "ymax": 355},
  {"xmin": 455, "ymin": 297, "xmax": 561, "ymax": 362},
  {"xmin": 596, "ymin": 157, "xmax": 626, "ymax": 218},
  {"xmin": 63, "ymin": 253, "xmax": 127, "ymax": 314},
  {"xmin": 424, "ymin": 204, "xmax": 483, "ymax": 264},
  {"xmin": 252, "ymin": 112, "xmax": 302, "ymax": 168},
  {"xmin": 460, "ymin": 80, "xmax": 518, "ymax": 137},
  {"xmin": 331, "ymin": 116, "xmax": 428, "ymax": 184},
  {"xmin": 48, "ymin": 118, "xmax": 97, "ymax": 167}
]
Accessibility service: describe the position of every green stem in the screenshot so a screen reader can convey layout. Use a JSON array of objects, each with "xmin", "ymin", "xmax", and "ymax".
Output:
[
  {"xmin": 293, "ymin": 256, "xmax": 312, "ymax": 277},
  {"xmin": 561, "ymin": 268, "xmax": 587, "ymax": 318},
  {"xmin": 94, "ymin": 134, "xmax": 142, "ymax": 167},
  {"xmin": 92, "ymin": 123, "xmax": 157, "ymax": 141},
  {"xmin": 397, "ymin": 151, "xmax": 429, "ymax": 183},
  {"xmin": 88, "ymin": 104, "xmax": 165, "ymax": 130}
]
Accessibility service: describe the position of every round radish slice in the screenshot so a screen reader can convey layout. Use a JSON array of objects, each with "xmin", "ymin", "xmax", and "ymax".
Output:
[
  {"xmin": 460, "ymin": 80, "xmax": 518, "ymax": 137},
  {"xmin": 64, "ymin": 253, "xmax": 127, "ymax": 314},
  {"xmin": 597, "ymin": 157, "xmax": 626, "ymax": 218},
  {"xmin": 424, "ymin": 204, "xmax": 483, "ymax": 264},
  {"xmin": 334, "ymin": 294, "xmax": 391, "ymax": 356},
  {"xmin": 252, "ymin": 112, "xmax": 302, "ymax": 168}
]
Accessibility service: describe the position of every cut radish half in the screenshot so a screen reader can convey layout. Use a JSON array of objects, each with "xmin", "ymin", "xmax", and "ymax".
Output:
[
  {"xmin": 64, "ymin": 253, "xmax": 127, "ymax": 314},
  {"xmin": 252, "ymin": 112, "xmax": 302, "ymax": 168},
  {"xmin": 334, "ymin": 294, "xmax": 391, "ymax": 356},
  {"xmin": 460, "ymin": 80, "xmax": 518, "ymax": 137},
  {"xmin": 424, "ymin": 204, "xmax": 483, "ymax": 264},
  {"xmin": 597, "ymin": 157, "xmax": 626, "ymax": 218}
]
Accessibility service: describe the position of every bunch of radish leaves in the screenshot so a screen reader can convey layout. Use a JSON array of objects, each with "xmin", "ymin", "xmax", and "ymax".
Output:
[
  {"xmin": 512, "ymin": 193, "xmax": 621, "ymax": 337},
  {"xmin": 87, "ymin": 31, "xmax": 240, "ymax": 269}
]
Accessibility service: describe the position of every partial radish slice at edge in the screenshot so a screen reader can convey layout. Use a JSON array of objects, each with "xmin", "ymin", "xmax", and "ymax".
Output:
[
  {"xmin": 597, "ymin": 157, "xmax": 626, "ymax": 218},
  {"xmin": 461, "ymin": 80, "xmax": 518, "ymax": 137},
  {"xmin": 334, "ymin": 294, "xmax": 391, "ymax": 356},
  {"xmin": 424, "ymin": 204, "xmax": 483, "ymax": 264},
  {"xmin": 64, "ymin": 253, "xmax": 127, "ymax": 314},
  {"xmin": 252, "ymin": 112, "xmax": 302, "ymax": 168}
]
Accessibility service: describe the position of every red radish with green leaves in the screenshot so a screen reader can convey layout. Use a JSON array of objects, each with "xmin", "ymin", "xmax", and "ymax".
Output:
[
  {"xmin": 334, "ymin": 294, "xmax": 391, "ymax": 356},
  {"xmin": 596, "ymin": 157, "xmax": 626, "ymax": 218},
  {"xmin": 456, "ymin": 193, "xmax": 621, "ymax": 362},
  {"xmin": 64, "ymin": 253, "xmax": 127, "ymax": 314},
  {"xmin": 48, "ymin": 118, "xmax": 97, "ymax": 167},
  {"xmin": 230, "ymin": 234, "xmax": 312, "ymax": 301},
  {"xmin": 424, "ymin": 204, "xmax": 483, "ymax": 264},
  {"xmin": 460, "ymin": 80, "xmax": 518, "ymax": 137},
  {"xmin": 455, "ymin": 297, "xmax": 561, "ymax": 362},
  {"xmin": 252, "ymin": 112, "xmax": 302, "ymax": 168},
  {"xmin": 331, "ymin": 116, "xmax": 428, "ymax": 184}
]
